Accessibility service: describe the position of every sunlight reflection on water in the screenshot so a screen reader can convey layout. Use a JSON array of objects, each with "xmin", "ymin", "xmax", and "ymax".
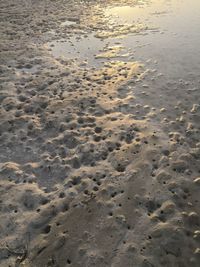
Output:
[{"xmin": 46, "ymin": 0, "xmax": 200, "ymax": 77}]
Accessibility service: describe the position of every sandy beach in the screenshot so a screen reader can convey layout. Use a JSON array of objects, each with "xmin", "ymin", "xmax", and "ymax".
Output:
[{"xmin": 0, "ymin": 0, "xmax": 200, "ymax": 266}]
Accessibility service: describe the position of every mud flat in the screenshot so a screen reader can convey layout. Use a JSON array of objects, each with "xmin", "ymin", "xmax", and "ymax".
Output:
[{"xmin": 0, "ymin": 0, "xmax": 200, "ymax": 266}]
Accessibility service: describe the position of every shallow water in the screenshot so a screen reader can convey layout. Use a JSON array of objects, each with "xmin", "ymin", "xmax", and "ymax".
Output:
[{"xmin": 46, "ymin": 0, "xmax": 200, "ymax": 81}]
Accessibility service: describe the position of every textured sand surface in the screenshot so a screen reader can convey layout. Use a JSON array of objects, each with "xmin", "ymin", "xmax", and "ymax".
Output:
[{"xmin": 0, "ymin": 0, "xmax": 200, "ymax": 266}]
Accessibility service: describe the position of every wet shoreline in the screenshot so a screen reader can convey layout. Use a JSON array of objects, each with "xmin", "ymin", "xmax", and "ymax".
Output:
[{"xmin": 0, "ymin": 0, "xmax": 200, "ymax": 266}]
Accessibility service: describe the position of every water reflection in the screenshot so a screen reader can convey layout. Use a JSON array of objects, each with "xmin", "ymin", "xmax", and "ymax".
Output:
[{"xmin": 46, "ymin": 0, "xmax": 200, "ymax": 78}]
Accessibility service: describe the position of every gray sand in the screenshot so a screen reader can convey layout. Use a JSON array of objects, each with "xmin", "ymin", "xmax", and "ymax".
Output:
[{"xmin": 0, "ymin": 0, "xmax": 200, "ymax": 266}]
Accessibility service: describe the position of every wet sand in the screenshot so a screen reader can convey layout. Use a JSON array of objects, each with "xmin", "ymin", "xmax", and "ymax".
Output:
[{"xmin": 0, "ymin": 0, "xmax": 200, "ymax": 266}]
